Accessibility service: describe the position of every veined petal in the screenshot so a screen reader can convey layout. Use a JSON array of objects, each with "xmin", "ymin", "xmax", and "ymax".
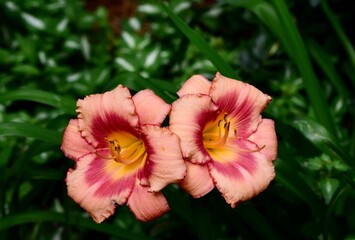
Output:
[
  {"xmin": 77, "ymin": 85, "xmax": 139, "ymax": 148},
  {"xmin": 140, "ymin": 125, "xmax": 186, "ymax": 192},
  {"xmin": 177, "ymin": 74, "xmax": 211, "ymax": 97},
  {"xmin": 61, "ymin": 119, "xmax": 92, "ymax": 161},
  {"xmin": 248, "ymin": 119, "xmax": 278, "ymax": 161},
  {"xmin": 208, "ymin": 140, "xmax": 275, "ymax": 207},
  {"xmin": 179, "ymin": 162, "xmax": 214, "ymax": 198},
  {"xmin": 170, "ymin": 94, "xmax": 219, "ymax": 164},
  {"xmin": 127, "ymin": 182, "xmax": 169, "ymax": 221},
  {"xmin": 211, "ymin": 72, "xmax": 272, "ymax": 138},
  {"xmin": 132, "ymin": 89, "xmax": 171, "ymax": 126},
  {"xmin": 66, "ymin": 153, "xmax": 137, "ymax": 223}
]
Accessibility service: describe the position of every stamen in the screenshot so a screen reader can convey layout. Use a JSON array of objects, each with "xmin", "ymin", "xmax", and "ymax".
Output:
[
  {"xmin": 204, "ymin": 116, "xmax": 231, "ymax": 149},
  {"xmin": 95, "ymin": 137, "xmax": 146, "ymax": 165},
  {"xmin": 223, "ymin": 112, "xmax": 228, "ymax": 122},
  {"xmin": 108, "ymin": 139, "xmax": 121, "ymax": 162}
]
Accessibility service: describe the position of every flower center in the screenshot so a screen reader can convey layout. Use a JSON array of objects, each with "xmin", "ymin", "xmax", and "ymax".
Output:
[
  {"xmin": 95, "ymin": 132, "xmax": 147, "ymax": 165},
  {"xmin": 108, "ymin": 138, "xmax": 146, "ymax": 164},
  {"xmin": 202, "ymin": 113, "xmax": 266, "ymax": 160},
  {"xmin": 203, "ymin": 113, "xmax": 234, "ymax": 149}
]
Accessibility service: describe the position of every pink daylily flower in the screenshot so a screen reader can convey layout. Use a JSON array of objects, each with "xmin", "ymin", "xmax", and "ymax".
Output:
[
  {"xmin": 61, "ymin": 85, "xmax": 186, "ymax": 223},
  {"xmin": 170, "ymin": 73, "xmax": 277, "ymax": 207}
]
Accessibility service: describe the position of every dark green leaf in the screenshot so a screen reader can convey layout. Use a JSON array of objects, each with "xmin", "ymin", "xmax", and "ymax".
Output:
[
  {"xmin": 0, "ymin": 89, "xmax": 76, "ymax": 114},
  {"xmin": 157, "ymin": 1, "xmax": 239, "ymax": 79},
  {"xmin": 292, "ymin": 118, "xmax": 353, "ymax": 167},
  {"xmin": 0, "ymin": 122, "xmax": 62, "ymax": 145}
]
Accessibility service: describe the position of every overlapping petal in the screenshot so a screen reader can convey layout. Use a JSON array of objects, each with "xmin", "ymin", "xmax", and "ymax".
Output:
[
  {"xmin": 61, "ymin": 119, "xmax": 92, "ymax": 161},
  {"xmin": 140, "ymin": 125, "xmax": 186, "ymax": 192},
  {"xmin": 208, "ymin": 140, "xmax": 275, "ymax": 207},
  {"xmin": 179, "ymin": 162, "xmax": 214, "ymax": 198},
  {"xmin": 66, "ymin": 153, "xmax": 137, "ymax": 223},
  {"xmin": 132, "ymin": 89, "xmax": 171, "ymax": 126},
  {"xmin": 210, "ymin": 73, "xmax": 272, "ymax": 138},
  {"xmin": 127, "ymin": 182, "xmax": 169, "ymax": 221},
  {"xmin": 77, "ymin": 85, "xmax": 139, "ymax": 148},
  {"xmin": 177, "ymin": 74, "xmax": 211, "ymax": 97},
  {"xmin": 248, "ymin": 119, "xmax": 278, "ymax": 161},
  {"xmin": 170, "ymin": 94, "xmax": 219, "ymax": 164}
]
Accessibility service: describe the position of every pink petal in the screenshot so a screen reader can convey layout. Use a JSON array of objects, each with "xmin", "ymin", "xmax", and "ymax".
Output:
[
  {"xmin": 170, "ymin": 94, "xmax": 219, "ymax": 164},
  {"xmin": 208, "ymin": 140, "xmax": 275, "ymax": 207},
  {"xmin": 132, "ymin": 89, "xmax": 171, "ymax": 126},
  {"xmin": 248, "ymin": 119, "xmax": 278, "ymax": 161},
  {"xmin": 140, "ymin": 125, "xmax": 186, "ymax": 192},
  {"xmin": 210, "ymin": 72, "xmax": 272, "ymax": 138},
  {"xmin": 66, "ymin": 153, "xmax": 137, "ymax": 223},
  {"xmin": 177, "ymin": 74, "xmax": 211, "ymax": 97},
  {"xmin": 77, "ymin": 85, "xmax": 139, "ymax": 148},
  {"xmin": 127, "ymin": 182, "xmax": 170, "ymax": 221},
  {"xmin": 61, "ymin": 119, "xmax": 92, "ymax": 161},
  {"xmin": 179, "ymin": 162, "xmax": 214, "ymax": 198}
]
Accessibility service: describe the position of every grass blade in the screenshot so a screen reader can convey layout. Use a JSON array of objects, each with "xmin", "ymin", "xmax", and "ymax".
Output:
[
  {"xmin": 307, "ymin": 39, "xmax": 350, "ymax": 100},
  {"xmin": 0, "ymin": 89, "xmax": 76, "ymax": 115},
  {"xmin": 320, "ymin": 0, "xmax": 355, "ymax": 69},
  {"xmin": 157, "ymin": 1, "xmax": 239, "ymax": 79},
  {"xmin": 269, "ymin": 0, "xmax": 336, "ymax": 137},
  {"xmin": 0, "ymin": 122, "xmax": 62, "ymax": 145}
]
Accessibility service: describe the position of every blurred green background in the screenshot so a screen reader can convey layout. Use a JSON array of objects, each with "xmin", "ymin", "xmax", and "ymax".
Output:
[{"xmin": 0, "ymin": 0, "xmax": 354, "ymax": 239}]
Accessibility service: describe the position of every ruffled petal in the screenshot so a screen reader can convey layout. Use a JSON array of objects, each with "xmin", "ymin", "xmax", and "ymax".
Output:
[
  {"xmin": 208, "ymin": 140, "xmax": 275, "ymax": 207},
  {"xmin": 177, "ymin": 74, "xmax": 211, "ymax": 97},
  {"xmin": 127, "ymin": 182, "xmax": 169, "ymax": 221},
  {"xmin": 179, "ymin": 162, "xmax": 214, "ymax": 198},
  {"xmin": 77, "ymin": 85, "xmax": 139, "ymax": 148},
  {"xmin": 248, "ymin": 119, "xmax": 278, "ymax": 161},
  {"xmin": 139, "ymin": 125, "xmax": 186, "ymax": 192},
  {"xmin": 170, "ymin": 94, "xmax": 219, "ymax": 164},
  {"xmin": 66, "ymin": 153, "xmax": 138, "ymax": 223},
  {"xmin": 61, "ymin": 119, "xmax": 92, "ymax": 161},
  {"xmin": 210, "ymin": 72, "xmax": 272, "ymax": 138},
  {"xmin": 132, "ymin": 89, "xmax": 171, "ymax": 126}
]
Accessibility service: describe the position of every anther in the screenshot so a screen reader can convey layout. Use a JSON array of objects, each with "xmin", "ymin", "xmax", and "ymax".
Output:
[{"xmin": 223, "ymin": 112, "xmax": 228, "ymax": 122}]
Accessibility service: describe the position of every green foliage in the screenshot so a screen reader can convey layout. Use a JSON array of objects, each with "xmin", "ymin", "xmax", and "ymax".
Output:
[{"xmin": 0, "ymin": 0, "xmax": 354, "ymax": 239}]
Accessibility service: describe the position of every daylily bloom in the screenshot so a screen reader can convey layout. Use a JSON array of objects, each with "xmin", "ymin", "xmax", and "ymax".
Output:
[
  {"xmin": 170, "ymin": 72, "xmax": 277, "ymax": 207},
  {"xmin": 61, "ymin": 85, "xmax": 186, "ymax": 223}
]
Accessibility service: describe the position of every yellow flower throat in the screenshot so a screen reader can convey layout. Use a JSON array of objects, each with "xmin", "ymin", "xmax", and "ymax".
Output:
[
  {"xmin": 95, "ymin": 132, "xmax": 147, "ymax": 165},
  {"xmin": 203, "ymin": 113, "xmax": 234, "ymax": 149}
]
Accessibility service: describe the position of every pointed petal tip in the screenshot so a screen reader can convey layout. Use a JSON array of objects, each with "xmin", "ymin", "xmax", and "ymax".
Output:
[{"xmin": 177, "ymin": 74, "xmax": 211, "ymax": 97}]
